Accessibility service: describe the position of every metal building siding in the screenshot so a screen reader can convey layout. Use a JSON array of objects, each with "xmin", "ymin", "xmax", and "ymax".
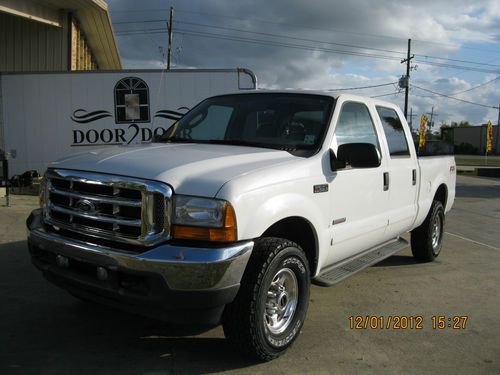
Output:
[{"xmin": 0, "ymin": 12, "xmax": 68, "ymax": 72}]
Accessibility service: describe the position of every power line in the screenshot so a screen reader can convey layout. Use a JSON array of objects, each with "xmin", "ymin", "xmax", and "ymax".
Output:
[
  {"xmin": 411, "ymin": 39, "xmax": 500, "ymax": 56},
  {"xmin": 173, "ymin": 8, "xmax": 500, "ymax": 55},
  {"xmin": 117, "ymin": 28, "xmax": 406, "ymax": 62},
  {"xmin": 116, "ymin": 22, "xmax": 400, "ymax": 92},
  {"xmin": 413, "ymin": 59, "xmax": 499, "ymax": 74},
  {"xmin": 115, "ymin": 20, "xmax": 500, "ymax": 69},
  {"xmin": 112, "ymin": 9, "xmax": 169, "ymax": 13},
  {"xmin": 432, "ymin": 55, "xmax": 500, "ymax": 83},
  {"xmin": 111, "ymin": 8, "xmax": 500, "ymax": 56},
  {"xmin": 174, "ymin": 8, "xmax": 409, "ymax": 43},
  {"xmin": 115, "ymin": 19, "xmax": 407, "ymax": 56},
  {"xmin": 176, "ymin": 29, "xmax": 403, "ymax": 61},
  {"xmin": 451, "ymin": 76, "xmax": 500, "ymax": 94},
  {"xmin": 116, "ymin": 25, "xmax": 500, "ymax": 74},
  {"xmin": 114, "ymin": 19, "xmax": 166, "ymax": 25},
  {"xmin": 371, "ymin": 91, "xmax": 403, "ymax": 98},
  {"xmin": 116, "ymin": 28, "xmax": 163, "ymax": 35},
  {"xmin": 414, "ymin": 54, "xmax": 500, "ymax": 68},
  {"xmin": 174, "ymin": 20, "xmax": 406, "ymax": 56},
  {"xmin": 410, "ymin": 85, "xmax": 499, "ymax": 109},
  {"xmin": 327, "ymin": 82, "xmax": 398, "ymax": 91},
  {"xmin": 411, "ymin": 93, "xmax": 438, "ymax": 99},
  {"xmin": 411, "ymin": 76, "xmax": 500, "ymax": 100}
]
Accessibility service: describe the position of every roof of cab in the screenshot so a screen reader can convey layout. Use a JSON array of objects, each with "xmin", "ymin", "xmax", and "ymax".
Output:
[{"xmin": 213, "ymin": 89, "xmax": 399, "ymax": 109}]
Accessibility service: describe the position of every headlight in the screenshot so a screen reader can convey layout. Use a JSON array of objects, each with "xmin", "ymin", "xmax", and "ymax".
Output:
[
  {"xmin": 174, "ymin": 195, "xmax": 226, "ymax": 227},
  {"xmin": 172, "ymin": 195, "xmax": 237, "ymax": 242}
]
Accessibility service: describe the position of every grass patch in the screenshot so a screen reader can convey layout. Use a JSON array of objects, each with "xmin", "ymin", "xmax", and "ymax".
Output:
[
  {"xmin": 457, "ymin": 170, "xmax": 477, "ymax": 176},
  {"xmin": 455, "ymin": 156, "xmax": 500, "ymax": 167}
]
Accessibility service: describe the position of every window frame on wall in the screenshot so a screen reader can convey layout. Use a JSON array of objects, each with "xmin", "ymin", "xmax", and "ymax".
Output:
[{"xmin": 114, "ymin": 77, "xmax": 150, "ymax": 124}]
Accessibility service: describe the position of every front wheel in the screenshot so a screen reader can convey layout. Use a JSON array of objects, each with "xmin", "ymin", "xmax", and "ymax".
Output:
[
  {"xmin": 411, "ymin": 200, "xmax": 445, "ymax": 262},
  {"xmin": 222, "ymin": 237, "xmax": 310, "ymax": 361}
]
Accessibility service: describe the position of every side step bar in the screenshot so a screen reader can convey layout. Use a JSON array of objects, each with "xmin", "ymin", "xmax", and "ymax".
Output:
[{"xmin": 313, "ymin": 237, "xmax": 409, "ymax": 287}]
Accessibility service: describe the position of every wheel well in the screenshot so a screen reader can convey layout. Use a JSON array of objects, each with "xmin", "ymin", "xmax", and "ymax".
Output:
[
  {"xmin": 261, "ymin": 217, "xmax": 318, "ymax": 275},
  {"xmin": 434, "ymin": 184, "xmax": 448, "ymax": 210}
]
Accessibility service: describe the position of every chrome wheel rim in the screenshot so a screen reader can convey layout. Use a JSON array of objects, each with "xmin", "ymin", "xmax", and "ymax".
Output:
[
  {"xmin": 431, "ymin": 214, "xmax": 442, "ymax": 252},
  {"xmin": 264, "ymin": 268, "xmax": 298, "ymax": 335}
]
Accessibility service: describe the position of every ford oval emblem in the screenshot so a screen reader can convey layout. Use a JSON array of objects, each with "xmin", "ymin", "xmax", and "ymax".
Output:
[{"xmin": 75, "ymin": 199, "xmax": 98, "ymax": 214}]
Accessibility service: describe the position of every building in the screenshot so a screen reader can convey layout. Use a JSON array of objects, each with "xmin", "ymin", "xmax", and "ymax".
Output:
[
  {"xmin": 442, "ymin": 124, "xmax": 499, "ymax": 155},
  {"xmin": 0, "ymin": 0, "xmax": 121, "ymax": 72}
]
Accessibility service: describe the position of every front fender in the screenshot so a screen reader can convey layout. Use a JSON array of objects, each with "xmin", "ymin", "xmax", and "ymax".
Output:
[{"xmin": 218, "ymin": 181, "xmax": 331, "ymax": 274}]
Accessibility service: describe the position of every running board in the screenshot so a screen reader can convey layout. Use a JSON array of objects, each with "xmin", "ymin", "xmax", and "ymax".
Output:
[{"xmin": 313, "ymin": 238, "xmax": 409, "ymax": 287}]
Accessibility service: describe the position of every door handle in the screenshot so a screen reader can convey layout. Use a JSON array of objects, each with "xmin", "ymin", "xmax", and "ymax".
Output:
[
  {"xmin": 383, "ymin": 172, "xmax": 389, "ymax": 191},
  {"xmin": 412, "ymin": 169, "xmax": 417, "ymax": 185}
]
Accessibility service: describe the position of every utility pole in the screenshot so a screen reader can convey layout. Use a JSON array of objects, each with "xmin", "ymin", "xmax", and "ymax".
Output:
[
  {"xmin": 401, "ymin": 39, "xmax": 414, "ymax": 120},
  {"xmin": 410, "ymin": 107, "xmax": 413, "ymax": 131},
  {"xmin": 167, "ymin": 7, "xmax": 174, "ymax": 70},
  {"xmin": 408, "ymin": 107, "xmax": 418, "ymax": 132},
  {"xmin": 426, "ymin": 106, "xmax": 439, "ymax": 130},
  {"xmin": 497, "ymin": 104, "xmax": 499, "ymax": 152}
]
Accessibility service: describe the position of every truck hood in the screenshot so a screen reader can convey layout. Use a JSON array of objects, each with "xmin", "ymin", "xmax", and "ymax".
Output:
[{"xmin": 50, "ymin": 143, "xmax": 296, "ymax": 196}]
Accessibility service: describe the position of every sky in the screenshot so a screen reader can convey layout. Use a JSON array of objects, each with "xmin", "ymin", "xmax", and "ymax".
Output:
[{"xmin": 107, "ymin": 0, "xmax": 500, "ymax": 127}]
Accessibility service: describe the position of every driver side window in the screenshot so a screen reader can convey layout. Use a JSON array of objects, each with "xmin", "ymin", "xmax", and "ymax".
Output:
[{"xmin": 334, "ymin": 102, "xmax": 380, "ymax": 152}]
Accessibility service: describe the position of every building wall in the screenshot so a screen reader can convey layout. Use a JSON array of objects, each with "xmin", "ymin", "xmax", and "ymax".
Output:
[
  {"xmin": 0, "ymin": 12, "xmax": 69, "ymax": 72},
  {"xmin": 0, "ymin": 12, "xmax": 98, "ymax": 72},
  {"xmin": 452, "ymin": 125, "xmax": 499, "ymax": 154},
  {"xmin": 70, "ymin": 17, "xmax": 98, "ymax": 71}
]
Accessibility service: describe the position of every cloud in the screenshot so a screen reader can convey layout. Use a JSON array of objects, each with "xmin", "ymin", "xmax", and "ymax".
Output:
[{"xmin": 108, "ymin": 0, "xmax": 500, "ymax": 124}]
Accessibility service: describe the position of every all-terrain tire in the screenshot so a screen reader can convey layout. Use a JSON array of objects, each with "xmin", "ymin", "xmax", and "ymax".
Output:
[
  {"xmin": 411, "ymin": 200, "xmax": 445, "ymax": 262},
  {"xmin": 222, "ymin": 237, "xmax": 310, "ymax": 361}
]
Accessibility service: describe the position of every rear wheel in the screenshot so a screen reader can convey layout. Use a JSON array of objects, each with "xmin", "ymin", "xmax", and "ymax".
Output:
[
  {"xmin": 411, "ymin": 200, "xmax": 445, "ymax": 262},
  {"xmin": 222, "ymin": 237, "xmax": 310, "ymax": 361}
]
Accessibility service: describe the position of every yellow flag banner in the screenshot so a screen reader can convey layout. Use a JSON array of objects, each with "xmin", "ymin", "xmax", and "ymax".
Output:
[
  {"xmin": 419, "ymin": 114, "xmax": 428, "ymax": 149},
  {"xmin": 486, "ymin": 120, "xmax": 493, "ymax": 153}
]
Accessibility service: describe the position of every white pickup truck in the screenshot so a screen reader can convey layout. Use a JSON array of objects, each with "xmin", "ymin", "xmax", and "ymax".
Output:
[{"xmin": 27, "ymin": 91, "xmax": 456, "ymax": 361}]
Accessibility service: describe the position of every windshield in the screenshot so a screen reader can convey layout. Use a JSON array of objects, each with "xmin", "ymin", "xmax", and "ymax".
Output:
[{"xmin": 156, "ymin": 93, "xmax": 334, "ymax": 156}]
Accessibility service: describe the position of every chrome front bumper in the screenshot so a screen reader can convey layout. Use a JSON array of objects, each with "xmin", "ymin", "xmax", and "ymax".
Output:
[
  {"xmin": 28, "ymin": 208, "xmax": 253, "ymax": 292},
  {"xmin": 27, "ymin": 209, "xmax": 253, "ymax": 324}
]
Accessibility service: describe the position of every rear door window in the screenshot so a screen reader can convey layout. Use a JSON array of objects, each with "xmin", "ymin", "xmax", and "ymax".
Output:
[{"xmin": 376, "ymin": 106, "xmax": 410, "ymax": 156}]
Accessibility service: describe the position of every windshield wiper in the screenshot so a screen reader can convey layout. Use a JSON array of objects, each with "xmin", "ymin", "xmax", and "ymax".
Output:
[
  {"xmin": 159, "ymin": 137, "xmax": 203, "ymax": 144},
  {"xmin": 207, "ymin": 139, "xmax": 280, "ymax": 149},
  {"xmin": 207, "ymin": 139, "xmax": 315, "ymax": 152}
]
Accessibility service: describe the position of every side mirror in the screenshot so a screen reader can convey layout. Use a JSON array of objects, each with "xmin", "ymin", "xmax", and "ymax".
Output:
[
  {"xmin": 331, "ymin": 143, "xmax": 381, "ymax": 170},
  {"xmin": 329, "ymin": 149, "xmax": 346, "ymax": 171}
]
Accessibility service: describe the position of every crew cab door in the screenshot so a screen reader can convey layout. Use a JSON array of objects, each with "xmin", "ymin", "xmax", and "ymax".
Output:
[
  {"xmin": 326, "ymin": 100, "xmax": 389, "ymax": 265},
  {"xmin": 375, "ymin": 105, "xmax": 418, "ymax": 237}
]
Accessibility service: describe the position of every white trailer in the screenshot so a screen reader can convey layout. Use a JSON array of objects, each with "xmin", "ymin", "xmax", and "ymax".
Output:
[{"xmin": 0, "ymin": 68, "xmax": 257, "ymax": 176}]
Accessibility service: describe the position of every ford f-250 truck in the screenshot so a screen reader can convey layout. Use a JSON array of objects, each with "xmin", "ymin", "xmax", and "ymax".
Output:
[{"xmin": 27, "ymin": 91, "xmax": 456, "ymax": 361}]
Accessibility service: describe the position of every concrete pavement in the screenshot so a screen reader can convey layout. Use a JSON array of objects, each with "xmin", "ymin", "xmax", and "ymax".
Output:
[{"xmin": 0, "ymin": 175, "xmax": 499, "ymax": 374}]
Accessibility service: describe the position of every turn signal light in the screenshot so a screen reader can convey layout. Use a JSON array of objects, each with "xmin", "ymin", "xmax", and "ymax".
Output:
[{"xmin": 172, "ymin": 203, "xmax": 237, "ymax": 242}]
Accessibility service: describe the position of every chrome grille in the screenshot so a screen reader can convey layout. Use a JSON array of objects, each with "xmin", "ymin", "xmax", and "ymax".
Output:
[{"xmin": 43, "ymin": 169, "xmax": 172, "ymax": 245}]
